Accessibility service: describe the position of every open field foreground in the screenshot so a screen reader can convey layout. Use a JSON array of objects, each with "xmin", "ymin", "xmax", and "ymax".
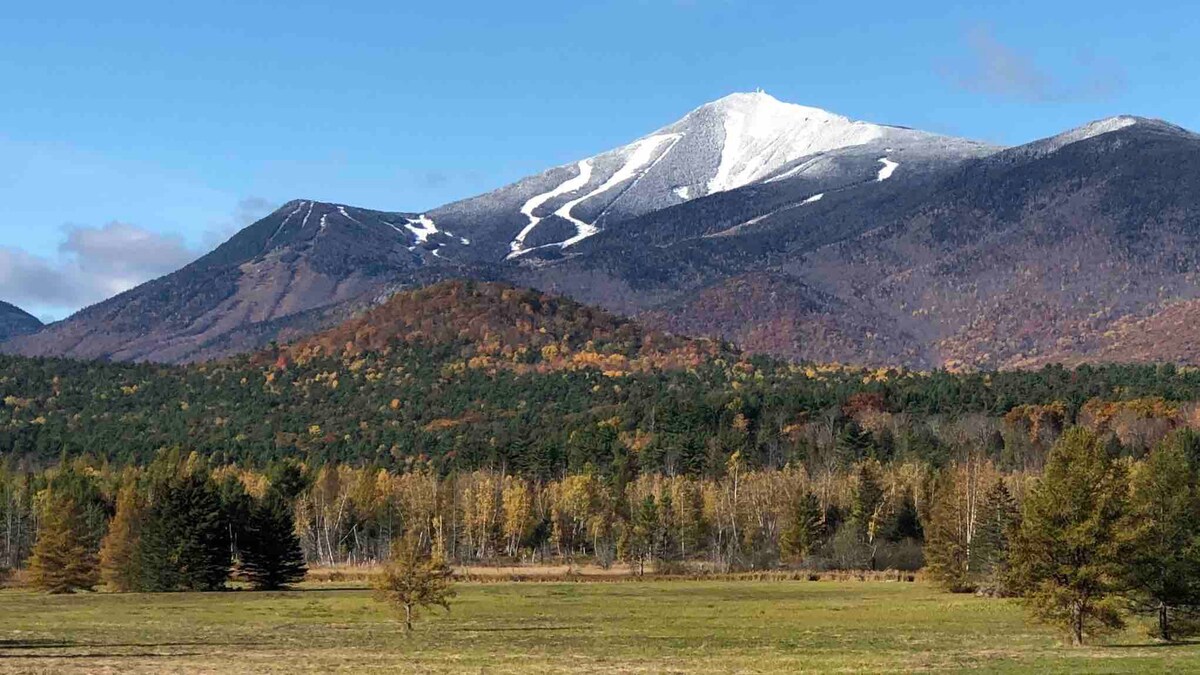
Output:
[{"xmin": 2, "ymin": 581, "xmax": 1199, "ymax": 673}]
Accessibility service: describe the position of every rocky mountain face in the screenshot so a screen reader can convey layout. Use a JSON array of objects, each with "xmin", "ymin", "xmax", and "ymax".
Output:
[
  {"xmin": 7, "ymin": 93, "xmax": 1200, "ymax": 370},
  {"xmin": 0, "ymin": 302, "xmax": 41, "ymax": 342}
]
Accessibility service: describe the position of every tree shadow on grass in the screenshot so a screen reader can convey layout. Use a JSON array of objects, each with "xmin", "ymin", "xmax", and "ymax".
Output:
[
  {"xmin": 1104, "ymin": 640, "xmax": 1200, "ymax": 649},
  {"xmin": 445, "ymin": 626, "xmax": 585, "ymax": 632},
  {"xmin": 0, "ymin": 640, "xmax": 245, "ymax": 651},
  {"xmin": 2, "ymin": 651, "xmax": 204, "ymax": 660}
]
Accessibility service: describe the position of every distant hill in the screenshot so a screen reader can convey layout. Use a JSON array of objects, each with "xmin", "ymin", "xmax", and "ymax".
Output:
[
  {"xmin": 4, "ymin": 280, "xmax": 1200, "ymax": 472},
  {"xmin": 0, "ymin": 301, "xmax": 41, "ymax": 342}
]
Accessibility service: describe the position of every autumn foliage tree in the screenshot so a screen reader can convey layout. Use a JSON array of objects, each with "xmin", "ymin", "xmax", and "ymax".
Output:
[
  {"xmin": 28, "ymin": 490, "xmax": 99, "ymax": 593},
  {"xmin": 374, "ymin": 534, "xmax": 456, "ymax": 633},
  {"xmin": 99, "ymin": 476, "xmax": 144, "ymax": 592}
]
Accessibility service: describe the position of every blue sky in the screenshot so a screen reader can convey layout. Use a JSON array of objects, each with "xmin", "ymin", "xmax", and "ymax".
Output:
[{"xmin": 2, "ymin": 0, "xmax": 1197, "ymax": 320}]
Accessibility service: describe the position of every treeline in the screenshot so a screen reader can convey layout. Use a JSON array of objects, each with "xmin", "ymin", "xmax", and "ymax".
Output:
[
  {"xmin": 7, "ymin": 426, "xmax": 1200, "ymax": 644},
  {"xmin": 4, "ymin": 452, "xmax": 306, "ymax": 594},
  {"xmin": 926, "ymin": 427, "xmax": 1200, "ymax": 644}
]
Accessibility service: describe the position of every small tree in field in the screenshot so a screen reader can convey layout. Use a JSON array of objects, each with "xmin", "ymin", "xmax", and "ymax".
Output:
[
  {"xmin": 1008, "ymin": 428, "xmax": 1128, "ymax": 646},
  {"xmin": 374, "ymin": 534, "xmax": 456, "ymax": 633}
]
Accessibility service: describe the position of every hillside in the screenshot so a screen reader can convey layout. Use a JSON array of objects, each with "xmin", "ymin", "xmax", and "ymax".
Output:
[
  {"xmin": 6, "ymin": 281, "xmax": 1200, "ymax": 473},
  {"xmin": 0, "ymin": 301, "xmax": 41, "ymax": 342}
]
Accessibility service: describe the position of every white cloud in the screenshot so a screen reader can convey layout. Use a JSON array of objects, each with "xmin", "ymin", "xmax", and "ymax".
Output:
[{"xmin": 0, "ymin": 197, "xmax": 277, "ymax": 320}]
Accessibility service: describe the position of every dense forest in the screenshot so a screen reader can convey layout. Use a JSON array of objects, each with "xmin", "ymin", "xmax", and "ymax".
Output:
[
  {"xmin": 4, "ymin": 281, "xmax": 1200, "ymax": 475},
  {"xmin": 7, "ymin": 281, "xmax": 1200, "ymax": 642}
]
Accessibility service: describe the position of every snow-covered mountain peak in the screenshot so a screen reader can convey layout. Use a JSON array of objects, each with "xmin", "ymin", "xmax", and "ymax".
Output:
[{"xmin": 668, "ymin": 91, "xmax": 895, "ymax": 194}]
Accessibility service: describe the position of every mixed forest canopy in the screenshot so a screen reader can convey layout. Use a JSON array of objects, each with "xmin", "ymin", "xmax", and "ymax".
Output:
[{"xmin": 3, "ymin": 280, "xmax": 1200, "ymax": 475}]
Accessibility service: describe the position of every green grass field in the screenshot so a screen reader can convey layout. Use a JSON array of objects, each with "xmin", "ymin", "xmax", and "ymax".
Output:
[{"xmin": 1, "ymin": 581, "xmax": 1198, "ymax": 673}]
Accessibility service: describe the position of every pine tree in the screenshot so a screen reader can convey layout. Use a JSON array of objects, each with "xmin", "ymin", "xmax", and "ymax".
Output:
[
  {"xmin": 99, "ymin": 477, "xmax": 144, "ymax": 592},
  {"xmin": 1122, "ymin": 437, "xmax": 1200, "ymax": 641},
  {"xmin": 629, "ymin": 495, "xmax": 659, "ymax": 575},
  {"xmin": 779, "ymin": 491, "xmax": 824, "ymax": 564},
  {"xmin": 28, "ymin": 492, "xmax": 99, "ymax": 593},
  {"xmin": 240, "ymin": 493, "xmax": 307, "ymax": 590},
  {"xmin": 1008, "ymin": 428, "xmax": 1128, "ymax": 645},
  {"xmin": 138, "ymin": 471, "xmax": 232, "ymax": 592},
  {"xmin": 374, "ymin": 534, "xmax": 456, "ymax": 633}
]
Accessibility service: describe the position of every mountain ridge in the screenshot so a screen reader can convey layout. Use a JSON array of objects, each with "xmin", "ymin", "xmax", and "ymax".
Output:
[{"xmin": 6, "ymin": 94, "xmax": 1200, "ymax": 369}]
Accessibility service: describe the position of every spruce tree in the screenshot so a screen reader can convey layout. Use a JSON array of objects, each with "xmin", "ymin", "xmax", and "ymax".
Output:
[
  {"xmin": 849, "ymin": 461, "xmax": 885, "ymax": 569},
  {"xmin": 779, "ymin": 491, "xmax": 824, "ymax": 564},
  {"xmin": 1008, "ymin": 428, "xmax": 1128, "ymax": 645},
  {"xmin": 1122, "ymin": 437, "xmax": 1200, "ymax": 641},
  {"xmin": 28, "ymin": 492, "xmax": 99, "ymax": 593},
  {"xmin": 970, "ymin": 478, "xmax": 1020, "ymax": 595},
  {"xmin": 138, "ymin": 471, "xmax": 231, "ymax": 592},
  {"xmin": 240, "ymin": 493, "xmax": 308, "ymax": 590}
]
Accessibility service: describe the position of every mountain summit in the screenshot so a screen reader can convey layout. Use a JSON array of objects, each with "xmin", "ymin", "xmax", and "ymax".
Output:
[{"xmin": 429, "ymin": 91, "xmax": 994, "ymax": 262}]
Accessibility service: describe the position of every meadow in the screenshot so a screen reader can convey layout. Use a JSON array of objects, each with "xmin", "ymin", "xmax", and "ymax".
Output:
[{"xmin": 2, "ymin": 580, "xmax": 1198, "ymax": 673}]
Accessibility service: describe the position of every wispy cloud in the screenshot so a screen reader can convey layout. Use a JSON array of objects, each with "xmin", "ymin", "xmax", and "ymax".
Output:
[{"xmin": 944, "ymin": 25, "xmax": 1125, "ymax": 103}]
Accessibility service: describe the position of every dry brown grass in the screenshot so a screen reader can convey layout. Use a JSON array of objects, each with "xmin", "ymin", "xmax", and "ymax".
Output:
[{"xmin": 304, "ymin": 562, "xmax": 924, "ymax": 585}]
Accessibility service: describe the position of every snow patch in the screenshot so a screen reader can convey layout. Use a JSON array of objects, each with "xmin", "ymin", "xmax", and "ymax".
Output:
[
  {"xmin": 705, "ymin": 92, "xmax": 885, "ymax": 195},
  {"xmin": 404, "ymin": 215, "xmax": 438, "ymax": 243},
  {"xmin": 803, "ymin": 193, "xmax": 824, "ymax": 204},
  {"xmin": 1040, "ymin": 116, "xmax": 1139, "ymax": 153},
  {"xmin": 876, "ymin": 158, "xmax": 899, "ymax": 181},
  {"xmin": 673, "ymin": 186, "xmax": 691, "ymax": 200}
]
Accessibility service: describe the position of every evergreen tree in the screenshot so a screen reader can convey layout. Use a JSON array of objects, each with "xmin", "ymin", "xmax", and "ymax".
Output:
[
  {"xmin": 1009, "ymin": 428, "xmax": 1128, "ymax": 645},
  {"xmin": 629, "ymin": 495, "xmax": 659, "ymax": 575},
  {"xmin": 99, "ymin": 477, "xmax": 144, "ymax": 592},
  {"xmin": 970, "ymin": 479, "xmax": 1020, "ymax": 595},
  {"xmin": 28, "ymin": 492, "xmax": 99, "ymax": 593},
  {"xmin": 848, "ymin": 461, "xmax": 885, "ymax": 569},
  {"xmin": 1122, "ymin": 437, "xmax": 1200, "ymax": 641},
  {"xmin": 240, "ymin": 493, "xmax": 308, "ymax": 590},
  {"xmin": 138, "ymin": 471, "xmax": 232, "ymax": 592},
  {"xmin": 925, "ymin": 471, "xmax": 973, "ymax": 592},
  {"xmin": 779, "ymin": 491, "xmax": 824, "ymax": 564}
]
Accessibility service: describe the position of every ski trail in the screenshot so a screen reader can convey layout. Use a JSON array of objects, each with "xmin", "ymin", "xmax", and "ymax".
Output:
[
  {"xmin": 267, "ymin": 202, "xmax": 306, "ymax": 245},
  {"xmin": 404, "ymin": 215, "xmax": 438, "ymax": 243},
  {"xmin": 508, "ymin": 160, "xmax": 593, "ymax": 257},
  {"xmin": 555, "ymin": 133, "xmax": 680, "ymax": 248},
  {"xmin": 337, "ymin": 206, "xmax": 365, "ymax": 226}
]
